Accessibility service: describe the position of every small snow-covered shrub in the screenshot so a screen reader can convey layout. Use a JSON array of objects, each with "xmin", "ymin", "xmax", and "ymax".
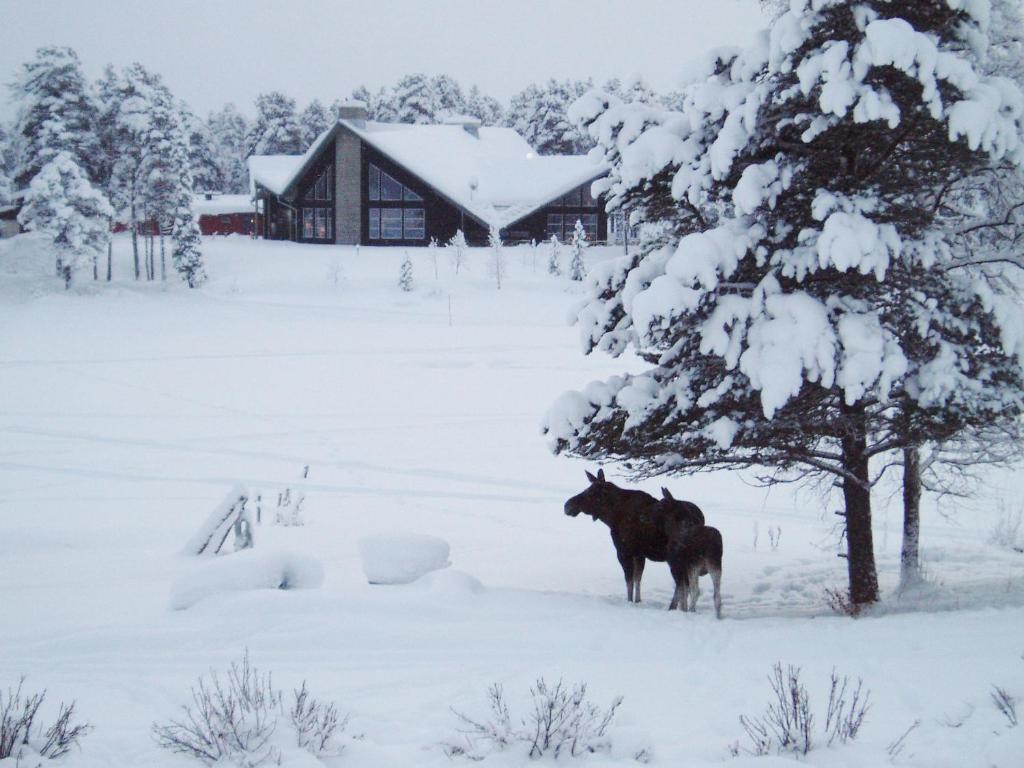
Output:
[
  {"xmin": 737, "ymin": 663, "xmax": 869, "ymax": 757},
  {"xmin": 153, "ymin": 652, "xmax": 348, "ymax": 766},
  {"xmin": 399, "ymin": 251, "xmax": 414, "ymax": 292},
  {"xmin": 0, "ymin": 678, "xmax": 91, "ymax": 762},
  {"xmin": 988, "ymin": 506, "xmax": 1023, "ymax": 553},
  {"xmin": 445, "ymin": 678, "xmax": 623, "ymax": 760}
]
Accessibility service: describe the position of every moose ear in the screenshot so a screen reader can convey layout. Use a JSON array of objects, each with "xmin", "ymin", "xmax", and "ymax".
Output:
[
  {"xmin": 662, "ymin": 487, "xmax": 674, "ymax": 500},
  {"xmin": 585, "ymin": 470, "xmax": 598, "ymax": 483},
  {"xmin": 597, "ymin": 468, "xmax": 606, "ymax": 482}
]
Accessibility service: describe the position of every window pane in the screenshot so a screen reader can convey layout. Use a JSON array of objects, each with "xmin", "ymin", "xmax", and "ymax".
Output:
[
  {"xmin": 324, "ymin": 169, "xmax": 332, "ymax": 200},
  {"xmin": 303, "ymin": 208, "xmax": 314, "ymax": 239},
  {"xmin": 381, "ymin": 208, "xmax": 403, "ymax": 239},
  {"xmin": 581, "ymin": 184, "xmax": 597, "ymax": 207},
  {"xmin": 315, "ymin": 208, "xmax": 328, "ymax": 239},
  {"xmin": 562, "ymin": 187, "xmax": 582, "ymax": 206},
  {"xmin": 546, "ymin": 214, "xmax": 563, "ymax": 239},
  {"xmin": 369, "ymin": 208, "xmax": 380, "ymax": 239},
  {"xmin": 380, "ymin": 171, "xmax": 403, "ymax": 201},
  {"xmin": 403, "ymin": 185, "xmax": 423, "ymax": 201},
  {"xmin": 582, "ymin": 213, "xmax": 598, "ymax": 239},
  {"xmin": 369, "ymin": 165, "xmax": 380, "ymax": 201},
  {"xmin": 404, "ymin": 208, "xmax": 425, "ymax": 239}
]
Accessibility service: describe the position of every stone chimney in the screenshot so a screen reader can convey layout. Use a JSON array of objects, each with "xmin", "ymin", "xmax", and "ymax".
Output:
[{"xmin": 337, "ymin": 100, "xmax": 368, "ymax": 127}]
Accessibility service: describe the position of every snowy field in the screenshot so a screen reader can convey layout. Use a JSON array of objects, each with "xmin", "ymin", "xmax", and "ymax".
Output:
[{"xmin": 0, "ymin": 233, "xmax": 1022, "ymax": 767}]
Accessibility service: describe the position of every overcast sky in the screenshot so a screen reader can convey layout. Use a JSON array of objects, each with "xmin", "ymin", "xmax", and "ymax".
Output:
[{"xmin": 0, "ymin": 0, "xmax": 767, "ymax": 120}]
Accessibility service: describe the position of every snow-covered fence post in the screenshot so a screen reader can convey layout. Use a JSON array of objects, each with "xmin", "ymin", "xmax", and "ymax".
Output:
[
  {"xmin": 489, "ymin": 226, "xmax": 504, "ymax": 290},
  {"xmin": 183, "ymin": 485, "xmax": 250, "ymax": 556}
]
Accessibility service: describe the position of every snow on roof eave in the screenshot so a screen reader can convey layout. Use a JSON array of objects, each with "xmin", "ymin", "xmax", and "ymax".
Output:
[{"xmin": 497, "ymin": 165, "xmax": 610, "ymax": 231}]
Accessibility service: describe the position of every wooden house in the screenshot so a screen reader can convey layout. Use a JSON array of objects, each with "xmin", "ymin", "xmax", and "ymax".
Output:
[{"xmin": 248, "ymin": 103, "xmax": 607, "ymax": 247}]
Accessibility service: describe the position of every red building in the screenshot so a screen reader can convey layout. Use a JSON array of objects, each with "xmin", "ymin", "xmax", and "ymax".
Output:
[{"xmin": 194, "ymin": 194, "xmax": 257, "ymax": 236}]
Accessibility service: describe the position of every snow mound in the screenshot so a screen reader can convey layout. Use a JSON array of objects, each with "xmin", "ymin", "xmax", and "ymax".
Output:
[
  {"xmin": 170, "ymin": 549, "xmax": 324, "ymax": 610},
  {"xmin": 412, "ymin": 568, "xmax": 484, "ymax": 595},
  {"xmin": 359, "ymin": 533, "xmax": 450, "ymax": 585}
]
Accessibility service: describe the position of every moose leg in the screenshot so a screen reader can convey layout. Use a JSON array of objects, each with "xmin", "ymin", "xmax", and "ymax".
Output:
[
  {"xmin": 688, "ymin": 565, "xmax": 701, "ymax": 612},
  {"xmin": 669, "ymin": 580, "xmax": 686, "ymax": 611},
  {"xmin": 617, "ymin": 550, "xmax": 635, "ymax": 602},
  {"xmin": 710, "ymin": 565, "xmax": 723, "ymax": 619},
  {"xmin": 633, "ymin": 557, "xmax": 646, "ymax": 603}
]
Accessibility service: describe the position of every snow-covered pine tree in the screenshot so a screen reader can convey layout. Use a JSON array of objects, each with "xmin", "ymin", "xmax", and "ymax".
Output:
[
  {"xmin": 508, "ymin": 80, "xmax": 593, "ymax": 155},
  {"xmin": 9, "ymin": 47, "xmax": 101, "ymax": 189},
  {"xmin": 248, "ymin": 92, "xmax": 304, "ymax": 156},
  {"xmin": 430, "ymin": 75, "xmax": 466, "ymax": 118},
  {"xmin": 207, "ymin": 104, "xmax": 251, "ymax": 193},
  {"xmin": 299, "ymin": 100, "xmax": 332, "ymax": 147},
  {"xmin": 399, "ymin": 251, "xmax": 414, "ymax": 291},
  {"xmin": 569, "ymin": 219, "xmax": 588, "ymax": 281},
  {"xmin": 170, "ymin": 203, "xmax": 206, "ymax": 289},
  {"xmin": 447, "ymin": 229, "xmax": 467, "ymax": 275},
  {"xmin": 18, "ymin": 152, "xmax": 113, "ymax": 288},
  {"xmin": 183, "ymin": 108, "xmax": 220, "ymax": 194},
  {"xmin": 544, "ymin": 0, "xmax": 1024, "ymax": 609},
  {"xmin": 465, "ymin": 85, "xmax": 504, "ymax": 126},
  {"xmin": 489, "ymin": 226, "xmax": 504, "ymax": 289},
  {"xmin": 547, "ymin": 234, "xmax": 561, "ymax": 276},
  {"xmin": 392, "ymin": 74, "xmax": 438, "ymax": 124},
  {"xmin": 140, "ymin": 80, "xmax": 185, "ymax": 281}
]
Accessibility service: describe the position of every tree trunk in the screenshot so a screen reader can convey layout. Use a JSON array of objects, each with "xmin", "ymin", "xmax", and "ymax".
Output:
[
  {"xmin": 899, "ymin": 445, "xmax": 922, "ymax": 591},
  {"xmin": 131, "ymin": 208, "xmax": 140, "ymax": 280},
  {"xmin": 160, "ymin": 233, "xmax": 166, "ymax": 281},
  {"xmin": 93, "ymin": 252, "xmax": 98, "ymax": 281},
  {"xmin": 840, "ymin": 401, "xmax": 879, "ymax": 608},
  {"xmin": 106, "ymin": 240, "xmax": 112, "ymax": 282}
]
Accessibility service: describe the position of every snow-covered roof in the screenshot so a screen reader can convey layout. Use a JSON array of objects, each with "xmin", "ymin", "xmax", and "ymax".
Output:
[
  {"xmin": 248, "ymin": 154, "xmax": 304, "ymax": 197},
  {"xmin": 248, "ymin": 120, "xmax": 606, "ymax": 229},
  {"xmin": 192, "ymin": 194, "xmax": 254, "ymax": 216}
]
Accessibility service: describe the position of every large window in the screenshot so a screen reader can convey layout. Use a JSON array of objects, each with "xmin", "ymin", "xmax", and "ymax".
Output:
[
  {"xmin": 308, "ymin": 167, "xmax": 332, "ymax": 201},
  {"xmin": 315, "ymin": 208, "xmax": 332, "ymax": 240},
  {"xmin": 546, "ymin": 213, "xmax": 597, "ymax": 241},
  {"xmin": 368, "ymin": 164, "xmax": 423, "ymax": 203},
  {"xmin": 403, "ymin": 208, "xmax": 425, "ymax": 239},
  {"xmin": 303, "ymin": 208, "xmax": 332, "ymax": 240},
  {"xmin": 380, "ymin": 208, "xmax": 404, "ymax": 239},
  {"xmin": 303, "ymin": 208, "xmax": 314, "ymax": 239}
]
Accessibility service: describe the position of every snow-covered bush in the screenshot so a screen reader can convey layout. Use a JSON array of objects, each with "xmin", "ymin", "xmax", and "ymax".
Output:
[
  {"xmin": 153, "ymin": 652, "xmax": 348, "ymax": 766},
  {"xmin": 359, "ymin": 533, "xmax": 450, "ymax": 585},
  {"xmin": 447, "ymin": 229, "xmax": 467, "ymax": 275},
  {"xmin": 445, "ymin": 679, "xmax": 623, "ymax": 760},
  {"xmin": 0, "ymin": 678, "xmax": 91, "ymax": 762},
  {"xmin": 399, "ymin": 251, "xmax": 414, "ymax": 291},
  {"xmin": 547, "ymin": 234, "xmax": 561, "ymax": 276},
  {"xmin": 17, "ymin": 152, "xmax": 112, "ymax": 289},
  {"xmin": 737, "ymin": 664, "xmax": 869, "ymax": 757}
]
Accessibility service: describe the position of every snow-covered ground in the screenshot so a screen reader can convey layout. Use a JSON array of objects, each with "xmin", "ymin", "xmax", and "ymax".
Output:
[{"xmin": 0, "ymin": 234, "xmax": 1021, "ymax": 767}]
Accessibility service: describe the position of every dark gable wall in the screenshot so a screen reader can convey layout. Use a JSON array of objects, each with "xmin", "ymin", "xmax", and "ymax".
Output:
[
  {"xmin": 360, "ymin": 143, "xmax": 489, "ymax": 246},
  {"xmin": 504, "ymin": 183, "xmax": 607, "ymax": 245},
  {"xmin": 294, "ymin": 141, "xmax": 336, "ymax": 244}
]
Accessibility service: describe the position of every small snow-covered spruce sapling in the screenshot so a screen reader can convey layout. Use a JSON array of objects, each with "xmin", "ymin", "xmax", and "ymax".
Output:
[
  {"xmin": 569, "ymin": 218, "xmax": 588, "ymax": 281},
  {"xmin": 17, "ymin": 152, "xmax": 113, "ymax": 289},
  {"xmin": 545, "ymin": 0, "xmax": 1024, "ymax": 610},
  {"xmin": 0, "ymin": 677, "xmax": 92, "ymax": 762},
  {"xmin": 399, "ymin": 250, "xmax": 414, "ymax": 291},
  {"xmin": 428, "ymin": 236, "xmax": 439, "ymax": 279},
  {"xmin": 444, "ymin": 678, "xmax": 623, "ymax": 760},
  {"xmin": 489, "ymin": 225, "xmax": 504, "ymax": 289},
  {"xmin": 447, "ymin": 229, "xmax": 467, "ymax": 275},
  {"xmin": 547, "ymin": 233, "xmax": 561, "ymax": 276}
]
